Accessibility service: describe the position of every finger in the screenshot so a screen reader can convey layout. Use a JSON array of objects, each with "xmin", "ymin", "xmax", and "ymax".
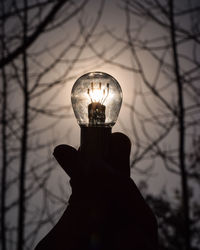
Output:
[
  {"xmin": 53, "ymin": 144, "xmax": 78, "ymax": 177},
  {"xmin": 108, "ymin": 132, "xmax": 131, "ymax": 177}
]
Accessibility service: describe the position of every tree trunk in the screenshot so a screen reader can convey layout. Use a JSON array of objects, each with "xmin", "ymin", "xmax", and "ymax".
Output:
[
  {"xmin": 1, "ymin": 1, "xmax": 8, "ymax": 249},
  {"xmin": 18, "ymin": 0, "xmax": 29, "ymax": 249},
  {"xmin": 169, "ymin": 1, "xmax": 190, "ymax": 249}
]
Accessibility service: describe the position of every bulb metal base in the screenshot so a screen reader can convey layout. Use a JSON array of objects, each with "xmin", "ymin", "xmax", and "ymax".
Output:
[{"xmin": 80, "ymin": 127, "xmax": 111, "ymax": 160}]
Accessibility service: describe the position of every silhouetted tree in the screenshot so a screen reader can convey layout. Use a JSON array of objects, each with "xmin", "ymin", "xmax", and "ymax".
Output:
[
  {"xmin": 0, "ymin": 0, "xmax": 105, "ymax": 249},
  {"xmin": 88, "ymin": 0, "xmax": 200, "ymax": 249}
]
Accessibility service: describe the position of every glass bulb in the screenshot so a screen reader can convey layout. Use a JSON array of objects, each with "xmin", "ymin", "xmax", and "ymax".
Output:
[{"xmin": 71, "ymin": 72, "xmax": 122, "ymax": 127}]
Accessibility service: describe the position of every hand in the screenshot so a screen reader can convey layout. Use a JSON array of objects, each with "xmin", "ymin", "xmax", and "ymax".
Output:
[{"xmin": 35, "ymin": 132, "xmax": 158, "ymax": 250}]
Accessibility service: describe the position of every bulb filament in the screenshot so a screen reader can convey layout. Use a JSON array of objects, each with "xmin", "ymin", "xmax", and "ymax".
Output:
[
  {"xmin": 87, "ymin": 82, "xmax": 109, "ymax": 104},
  {"xmin": 87, "ymin": 82, "xmax": 109, "ymax": 126}
]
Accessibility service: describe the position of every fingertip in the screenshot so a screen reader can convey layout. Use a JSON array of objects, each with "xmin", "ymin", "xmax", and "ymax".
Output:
[
  {"xmin": 53, "ymin": 144, "xmax": 77, "ymax": 157},
  {"xmin": 111, "ymin": 132, "xmax": 131, "ymax": 154},
  {"xmin": 53, "ymin": 144, "xmax": 78, "ymax": 177}
]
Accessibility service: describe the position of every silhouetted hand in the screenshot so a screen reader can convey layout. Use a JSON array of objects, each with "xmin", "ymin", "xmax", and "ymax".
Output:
[{"xmin": 35, "ymin": 132, "xmax": 158, "ymax": 250}]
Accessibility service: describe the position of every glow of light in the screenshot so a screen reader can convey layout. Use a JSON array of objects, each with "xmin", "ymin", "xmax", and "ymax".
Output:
[{"xmin": 88, "ymin": 82, "xmax": 109, "ymax": 104}]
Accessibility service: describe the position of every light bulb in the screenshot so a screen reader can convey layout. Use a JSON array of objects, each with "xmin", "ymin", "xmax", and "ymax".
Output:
[
  {"xmin": 71, "ymin": 72, "xmax": 122, "ymax": 127},
  {"xmin": 71, "ymin": 72, "xmax": 122, "ymax": 159}
]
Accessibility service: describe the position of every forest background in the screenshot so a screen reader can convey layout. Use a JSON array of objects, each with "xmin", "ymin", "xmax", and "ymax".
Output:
[{"xmin": 0, "ymin": 0, "xmax": 200, "ymax": 250}]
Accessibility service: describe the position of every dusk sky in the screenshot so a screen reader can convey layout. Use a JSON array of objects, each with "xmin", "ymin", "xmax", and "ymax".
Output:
[{"xmin": 1, "ymin": 0, "xmax": 200, "ymax": 249}]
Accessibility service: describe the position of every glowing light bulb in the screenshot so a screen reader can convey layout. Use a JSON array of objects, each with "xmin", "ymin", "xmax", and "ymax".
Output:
[{"xmin": 71, "ymin": 72, "xmax": 122, "ymax": 127}]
